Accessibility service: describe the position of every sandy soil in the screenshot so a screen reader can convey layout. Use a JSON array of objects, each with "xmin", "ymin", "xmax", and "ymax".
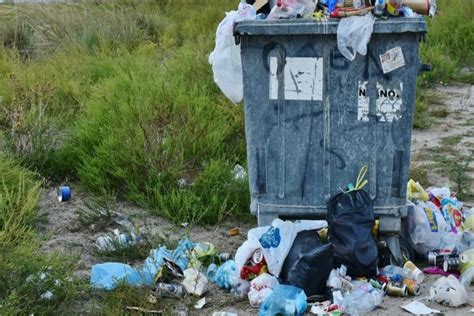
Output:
[{"xmin": 37, "ymin": 84, "xmax": 474, "ymax": 315}]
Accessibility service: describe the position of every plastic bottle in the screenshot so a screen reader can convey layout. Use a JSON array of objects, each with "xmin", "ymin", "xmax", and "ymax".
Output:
[
  {"xmin": 381, "ymin": 265, "xmax": 416, "ymax": 281},
  {"xmin": 374, "ymin": 0, "xmax": 385, "ymax": 16}
]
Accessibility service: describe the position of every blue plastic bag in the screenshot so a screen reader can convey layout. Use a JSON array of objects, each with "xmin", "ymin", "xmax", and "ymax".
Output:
[
  {"xmin": 91, "ymin": 262, "xmax": 151, "ymax": 290},
  {"xmin": 91, "ymin": 238, "xmax": 194, "ymax": 290},
  {"xmin": 214, "ymin": 260, "xmax": 237, "ymax": 290},
  {"xmin": 259, "ymin": 284, "xmax": 307, "ymax": 316}
]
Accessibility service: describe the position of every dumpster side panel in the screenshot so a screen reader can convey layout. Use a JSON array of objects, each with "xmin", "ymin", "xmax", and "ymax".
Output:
[{"xmin": 240, "ymin": 24, "xmax": 423, "ymax": 226}]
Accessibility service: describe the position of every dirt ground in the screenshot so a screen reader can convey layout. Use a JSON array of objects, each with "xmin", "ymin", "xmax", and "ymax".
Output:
[{"xmin": 38, "ymin": 84, "xmax": 474, "ymax": 315}]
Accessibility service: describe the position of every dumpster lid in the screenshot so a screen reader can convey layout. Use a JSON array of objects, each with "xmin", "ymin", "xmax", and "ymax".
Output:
[{"xmin": 235, "ymin": 17, "xmax": 426, "ymax": 36}]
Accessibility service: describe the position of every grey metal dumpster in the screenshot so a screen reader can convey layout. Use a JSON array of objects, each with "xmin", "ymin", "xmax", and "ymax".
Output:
[{"xmin": 235, "ymin": 17, "xmax": 426, "ymax": 261}]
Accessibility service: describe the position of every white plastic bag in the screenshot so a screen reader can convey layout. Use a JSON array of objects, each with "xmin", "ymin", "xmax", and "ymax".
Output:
[
  {"xmin": 182, "ymin": 268, "xmax": 209, "ymax": 297},
  {"xmin": 248, "ymin": 273, "xmax": 279, "ymax": 307},
  {"xmin": 337, "ymin": 13, "xmax": 375, "ymax": 61},
  {"xmin": 235, "ymin": 219, "xmax": 327, "ymax": 277},
  {"xmin": 430, "ymin": 275, "xmax": 468, "ymax": 307},
  {"xmin": 209, "ymin": 3, "xmax": 256, "ymax": 104}
]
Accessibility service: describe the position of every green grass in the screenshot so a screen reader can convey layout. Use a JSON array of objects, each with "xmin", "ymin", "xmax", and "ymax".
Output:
[{"xmin": 0, "ymin": 154, "xmax": 80, "ymax": 315}]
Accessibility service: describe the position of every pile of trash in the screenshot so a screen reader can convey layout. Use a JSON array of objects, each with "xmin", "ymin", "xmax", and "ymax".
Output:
[
  {"xmin": 209, "ymin": 0, "xmax": 436, "ymax": 104},
  {"xmin": 90, "ymin": 175, "xmax": 472, "ymax": 315}
]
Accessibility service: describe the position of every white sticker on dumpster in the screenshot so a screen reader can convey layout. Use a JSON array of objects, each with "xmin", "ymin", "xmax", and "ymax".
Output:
[
  {"xmin": 379, "ymin": 46, "xmax": 405, "ymax": 74},
  {"xmin": 269, "ymin": 57, "xmax": 323, "ymax": 101},
  {"xmin": 376, "ymin": 82, "xmax": 403, "ymax": 122},
  {"xmin": 358, "ymin": 81, "xmax": 369, "ymax": 122}
]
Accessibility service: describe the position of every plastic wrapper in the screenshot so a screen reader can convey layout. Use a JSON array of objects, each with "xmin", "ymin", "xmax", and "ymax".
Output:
[
  {"xmin": 336, "ymin": 13, "xmax": 375, "ymax": 61},
  {"xmin": 340, "ymin": 281, "xmax": 384, "ymax": 316},
  {"xmin": 258, "ymin": 284, "xmax": 307, "ymax": 316},
  {"xmin": 268, "ymin": 0, "xmax": 317, "ymax": 19},
  {"xmin": 248, "ymin": 273, "xmax": 279, "ymax": 307},
  {"xmin": 214, "ymin": 260, "xmax": 238, "ymax": 290},
  {"xmin": 430, "ymin": 275, "xmax": 468, "ymax": 307},
  {"xmin": 406, "ymin": 201, "xmax": 454, "ymax": 255}
]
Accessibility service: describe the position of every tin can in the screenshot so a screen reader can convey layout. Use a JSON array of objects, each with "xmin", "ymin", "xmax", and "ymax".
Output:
[
  {"xmin": 370, "ymin": 279, "xmax": 387, "ymax": 292},
  {"xmin": 252, "ymin": 249, "xmax": 264, "ymax": 265},
  {"xmin": 155, "ymin": 283, "xmax": 183, "ymax": 298},
  {"xmin": 428, "ymin": 249, "xmax": 458, "ymax": 268},
  {"xmin": 402, "ymin": 278, "xmax": 420, "ymax": 296},
  {"xmin": 57, "ymin": 186, "xmax": 71, "ymax": 202},
  {"xmin": 386, "ymin": 283, "xmax": 407, "ymax": 297},
  {"xmin": 443, "ymin": 257, "xmax": 460, "ymax": 273},
  {"xmin": 218, "ymin": 252, "xmax": 231, "ymax": 262}
]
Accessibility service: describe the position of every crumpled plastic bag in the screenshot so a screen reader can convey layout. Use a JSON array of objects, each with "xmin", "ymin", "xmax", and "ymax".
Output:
[
  {"xmin": 182, "ymin": 268, "xmax": 209, "ymax": 297},
  {"xmin": 214, "ymin": 259, "xmax": 237, "ymax": 290},
  {"xmin": 337, "ymin": 13, "xmax": 375, "ymax": 61},
  {"xmin": 91, "ymin": 262, "xmax": 149, "ymax": 290},
  {"xmin": 209, "ymin": 2, "xmax": 256, "ymax": 104},
  {"xmin": 259, "ymin": 284, "xmax": 307, "ymax": 316},
  {"xmin": 340, "ymin": 281, "xmax": 384, "ymax": 316},
  {"xmin": 268, "ymin": 0, "xmax": 317, "ymax": 19},
  {"xmin": 235, "ymin": 219, "xmax": 328, "ymax": 277},
  {"xmin": 91, "ymin": 238, "xmax": 194, "ymax": 290},
  {"xmin": 430, "ymin": 275, "xmax": 468, "ymax": 307},
  {"xmin": 248, "ymin": 273, "xmax": 279, "ymax": 307},
  {"xmin": 406, "ymin": 200, "xmax": 454, "ymax": 255}
]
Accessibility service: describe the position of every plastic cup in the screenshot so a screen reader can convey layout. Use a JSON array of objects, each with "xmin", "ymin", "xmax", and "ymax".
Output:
[{"xmin": 404, "ymin": 260, "xmax": 424, "ymax": 284}]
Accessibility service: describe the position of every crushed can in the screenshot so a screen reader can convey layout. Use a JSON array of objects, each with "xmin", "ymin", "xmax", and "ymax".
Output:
[
  {"xmin": 386, "ymin": 283, "xmax": 408, "ymax": 297},
  {"xmin": 155, "ymin": 283, "xmax": 183, "ymax": 298},
  {"xmin": 402, "ymin": 278, "xmax": 420, "ymax": 296}
]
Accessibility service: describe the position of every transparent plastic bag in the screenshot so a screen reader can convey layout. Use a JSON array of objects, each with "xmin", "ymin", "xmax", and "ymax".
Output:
[
  {"xmin": 268, "ymin": 0, "xmax": 318, "ymax": 19},
  {"xmin": 209, "ymin": 3, "xmax": 256, "ymax": 104},
  {"xmin": 337, "ymin": 13, "xmax": 375, "ymax": 61},
  {"xmin": 341, "ymin": 281, "xmax": 384, "ymax": 316}
]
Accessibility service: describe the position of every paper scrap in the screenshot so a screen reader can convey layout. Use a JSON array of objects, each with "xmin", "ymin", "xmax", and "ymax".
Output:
[
  {"xmin": 380, "ymin": 46, "xmax": 405, "ymax": 74},
  {"xmin": 194, "ymin": 297, "xmax": 206, "ymax": 309},
  {"xmin": 310, "ymin": 305, "xmax": 327, "ymax": 315},
  {"xmin": 401, "ymin": 301, "xmax": 441, "ymax": 315}
]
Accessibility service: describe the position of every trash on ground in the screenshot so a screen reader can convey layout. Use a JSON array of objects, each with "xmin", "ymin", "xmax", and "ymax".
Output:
[
  {"xmin": 280, "ymin": 229, "xmax": 332, "ymax": 296},
  {"xmin": 182, "ymin": 268, "xmax": 208, "ymax": 297},
  {"xmin": 248, "ymin": 272, "xmax": 279, "ymax": 307},
  {"xmin": 326, "ymin": 166, "xmax": 377, "ymax": 278},
  {"xmin": 194, "ymin": 297, "xmax": 206, "ymax": 309},
  {"xmin": 259, "ymin": 284, "xmax": 307, "ymax": 316},
  {"xmin": 232, "ymin": 164, "xmax": 247, "ymax": 180},
  {"xmin": 57, "ymin": 185, "xmax": 71, "ymax": 202},
  {"xmin": 430, "ymin": 274, "xmax": 468, "ymax": 307},
  {"xmin": 214, "ymin": 259, "xmax": 237, "ymax": 290},
  {"xmin": 400, "ymin": 300, "xmax": 441, "ymax": 315},
  {"xmin": 228, "ymin": 227, "xmax": 240, "ymax": 236}
]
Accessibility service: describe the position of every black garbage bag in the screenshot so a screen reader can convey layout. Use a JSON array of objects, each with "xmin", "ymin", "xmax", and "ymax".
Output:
[
  {"xmin": 280, "ymin": 230, "xmax": 333, "ymax": 297},
  {"xmin": 327, "ymin": 189, "xmax": 378, "ymax": 278}
]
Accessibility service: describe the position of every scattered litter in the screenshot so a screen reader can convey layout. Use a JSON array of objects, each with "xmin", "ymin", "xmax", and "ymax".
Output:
[
  {"xmin": 57, "ymin": 185, "xmax": 71, "ymax": 202},
  {"xmin": 211, "ymin": 312, "xmax": 238, "ymax": 316},
  {"xmin": 248, "ymin": 273, "xmax": 279, "ymax": 307},
  {"xmin": 259, "ymin": 284, "xmax": 307, "ymax": 316},
  {"xmin": 40, "ymin": 290, "xmax": 53, "ymax": 300},
  {"xmin": 214, "ymin": 260, "xmax": 237, "ymax": 290},
  {"xmin": 153, "ymin": 283, "xmax": 183, "ymax": 298},
  {"xmin": 126, "ymin": 306, "xmax": 162, "ymax": 314},
  {"xmin": 228, "ymin": 227, "xmax": 240, "ymax": 236},
  {"xmin": 401, "ymin": 300, "xmax": 441, "ymax": 315},
  {"xmin": 182, "ymin": 268, "xmax": 208, "ymax": 297},
  {"xmin": 430, "ymin": 275, "xmax": 468, "ymax": 307},
  {"xmin": 232, "ymin": 164, "xmax": 247, "ymax": 180},
  {"xmin": 194, "ymin": 297, "xmax": 206, "ymax": 309}
]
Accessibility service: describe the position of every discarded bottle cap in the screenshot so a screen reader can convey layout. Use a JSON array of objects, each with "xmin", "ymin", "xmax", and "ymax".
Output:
[
  {"xmin": 57, "ymin": 186, "xmax": 71, "ymax": 202},
  {"xmin": 228, "ymin": 227, "xmax": 240, "ymax": 236},
  {"xmin": 403, "ymin": 260, "xmax": 424, "ymax": 284}
]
